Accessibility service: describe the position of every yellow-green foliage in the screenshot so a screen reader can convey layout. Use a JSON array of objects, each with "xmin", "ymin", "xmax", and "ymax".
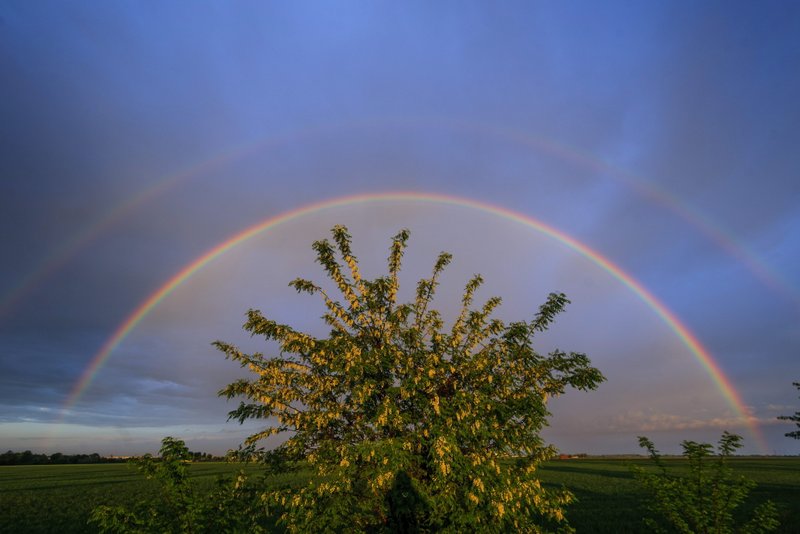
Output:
[{"xmin": 215, "ymin": 226, "xmax": 606, "ymax": 532}]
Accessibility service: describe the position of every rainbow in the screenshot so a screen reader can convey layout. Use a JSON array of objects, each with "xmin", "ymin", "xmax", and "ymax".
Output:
[
  {"xmin": 61, "ymin": 191, "xmax": 768, "ymax": 451},
  {"xmin": 3, "ymin": 118, "xmax": 795, "ymax": 321},
  {"xmin": 459, "ymin": 119, "xmax": 794, "ymax": 302},
  {"xmin": 0, "ymin": 124, "xmax": 334, "ymax": 319}
]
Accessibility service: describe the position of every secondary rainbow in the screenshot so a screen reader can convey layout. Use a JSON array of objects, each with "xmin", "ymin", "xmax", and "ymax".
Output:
[
  {"xmin": 61, "ymin": 191, "xmax": 768, "ymax": 451},
  {"xmin": 5, "ymin": 118, "xmax": 795, "ymax": 322}
]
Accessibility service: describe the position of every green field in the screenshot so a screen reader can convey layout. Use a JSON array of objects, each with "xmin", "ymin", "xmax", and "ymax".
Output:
[
  {"xmin": 1, "ymin": 458, "xmax": 798, "ymax": 533},
  {"xmin": 537, "ymin": 458, "xmax": 800, "ymax": 533}
]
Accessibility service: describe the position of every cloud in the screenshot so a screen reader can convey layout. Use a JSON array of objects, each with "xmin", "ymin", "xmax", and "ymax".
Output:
[{"xmin": 606, "ymin": 411, "xmax": 782, "ymax": 433}]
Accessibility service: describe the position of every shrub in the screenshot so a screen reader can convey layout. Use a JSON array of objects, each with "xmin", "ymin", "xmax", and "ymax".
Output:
[{"xmin": 632, "ymin": 432, "xmax": 779, "ymax": 533}]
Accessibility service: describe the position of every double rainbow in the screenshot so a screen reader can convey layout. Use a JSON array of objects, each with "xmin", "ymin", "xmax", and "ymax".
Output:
[
  {"xmin": 61, "ymin": 192, "xmax": 767, "ymax": 451},
  {"xmin": 4, "ymin": 118, "xmax": 795, "ymax": 321}
]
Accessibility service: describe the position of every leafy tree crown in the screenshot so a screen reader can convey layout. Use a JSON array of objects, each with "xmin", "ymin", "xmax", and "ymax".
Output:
[{"xmin": 215, "ymin": 225, "xmax": 605, "ymax": 532}]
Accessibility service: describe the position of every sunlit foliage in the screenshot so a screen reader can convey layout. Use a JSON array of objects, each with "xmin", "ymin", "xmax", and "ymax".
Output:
[{"xmin": 215, "ymin": 226, "xmax": 605, "ymax": 532}]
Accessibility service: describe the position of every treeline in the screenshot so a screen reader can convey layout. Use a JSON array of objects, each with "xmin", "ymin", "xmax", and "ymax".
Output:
[
  {"xmin": 0, "ymin": 450, "xmax": 225, "ymax": 465},
  {"xmin": 184, "ymin": 451, "xmax": 224, "ymax": 462},
  {"xmin": 0, "ymin": 450, "xmax": 122, "ymax": 465}
]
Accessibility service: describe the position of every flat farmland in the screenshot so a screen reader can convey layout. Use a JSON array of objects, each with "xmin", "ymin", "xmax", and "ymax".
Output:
[
  {"xmin": 0, "ymin": 462, "xmax": 259, "ymax": 533},
  {"xmin": 536, "ymin": 457, "xmax": 800, "ymax": 533},
  {"xmin": 1, "ymin": 458, "xmax": 798, "ymax": 533}
]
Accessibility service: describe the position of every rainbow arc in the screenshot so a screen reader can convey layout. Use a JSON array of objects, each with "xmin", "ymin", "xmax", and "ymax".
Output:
[
  {"xmin": 3, "ymin": 118, "xmax": 795, "ymax": 321},
  {"xmin": 60, "ymin": 192, "xmax": 768, "ymax": 452}
]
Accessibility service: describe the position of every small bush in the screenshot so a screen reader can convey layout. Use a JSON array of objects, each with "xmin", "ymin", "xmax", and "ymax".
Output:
[
  {"xmin": 632, "ymin": 431, "xmax": 779, "ymax": 534},
  {"xmin": 90, "ymin": 437, "xmax": 270, "ymax": 533}
]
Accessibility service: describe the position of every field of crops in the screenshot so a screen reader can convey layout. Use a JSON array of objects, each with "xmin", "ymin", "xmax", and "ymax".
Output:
[
  {"xmin": 536, "ymin": 458, "xmax": 800, "ymax": 533},
  {"xmin": 1, "ymin": 458, "xmax": 798, "ymax": 533},
  {"xmin": 0, "ymin": 462, "xmax": 253, "ymax": 533}
]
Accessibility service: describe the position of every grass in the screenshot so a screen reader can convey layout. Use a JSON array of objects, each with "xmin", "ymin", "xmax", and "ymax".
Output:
[
  {"xmin": 0, "ymin": 462, "xmax": 260, "ymax": 533},
  {"xmin": 1, "ymin": 458, "xmax": 798, "ymax": 532}
]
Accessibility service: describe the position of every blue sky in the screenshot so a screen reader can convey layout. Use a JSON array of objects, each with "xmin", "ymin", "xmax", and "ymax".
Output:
[{"xmin": 1, "ymin": 2, "xmax": 798, "ymax": 455}]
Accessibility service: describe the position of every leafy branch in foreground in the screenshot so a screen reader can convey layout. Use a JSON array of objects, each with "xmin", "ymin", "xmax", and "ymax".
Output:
[
  {"xmin": 777, "ymin": 381, "xmax": 800, "ymax": 439},
  {"xmin": 215, "ymin": 225, "xmax": 605, "ymax": 532},
  {"xmin": 632, "ymin": 432, "xmax": 779, "ymax": 534}
]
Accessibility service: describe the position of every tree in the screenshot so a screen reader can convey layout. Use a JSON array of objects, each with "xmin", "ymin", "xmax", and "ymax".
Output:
[
  {"xmin": 632, "ymin": 432, "xmax": 778, "ymax": 533},
  {"xmin": 777, "ymin": 381, "xmax": 800, "ymax": 439},
  {"xmin": 215, "ymin": 225, "xmax": 606, "ymax": 532}
]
